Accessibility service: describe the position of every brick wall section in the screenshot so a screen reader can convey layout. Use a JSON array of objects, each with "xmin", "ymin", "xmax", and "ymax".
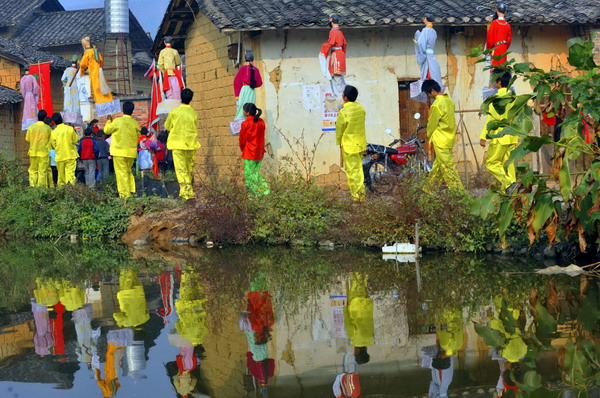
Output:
[
  {"xmin": 0, "ymin": 103, "xmax": 27, "ymax": 163},
  {"xmin": 591, "ymin": 27, "xmax": 600, "ymax": 66},
  {"xmin": 0, "ymin": 58, "xmax": 21, "ymax": 90},
  {"xmin": 185, "ymin": 14, "xmax": 242, "ymax": 182}
]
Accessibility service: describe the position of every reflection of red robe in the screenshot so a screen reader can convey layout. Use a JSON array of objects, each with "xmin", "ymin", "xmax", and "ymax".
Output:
[
  {"xmin": 320, "ymin": 27, "xmax": 347, "ymax": 75},
  {"xmin": 486, "ymin": 19, "xmax": 512, "ymax": 67},
  {"xmin": 247, "ymin": 291, "xmax": 274, "ymax": 342},
  {"xmin": 246, "ymin": 352, "xmax": 274, "ymax": 386},
  {"xmin": 50, "ymin": 302, "xmax": 65, "ymax": 355}
]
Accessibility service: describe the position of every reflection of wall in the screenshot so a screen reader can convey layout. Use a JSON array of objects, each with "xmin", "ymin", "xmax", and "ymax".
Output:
[
  {"xmin": 0, "ymin": 322, "xmax": 35, "ymax": 360},
  {"xmin": 201, "ymin": 304, "xmax": 247, "ymax": 398}
]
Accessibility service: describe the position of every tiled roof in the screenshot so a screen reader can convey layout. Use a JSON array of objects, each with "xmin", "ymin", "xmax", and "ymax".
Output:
[
  {"xmin": 0, "ymin": 86, "xmax": 23, "ymax": 106},
  {"xmin": 0, "ymin": 0, "xmax": 63, "ymax": 28},
  {"xmin": 12, "ymin": 9, "xmax": 154, "ymax": 53},
  {"xmin": 0, "ymin": 37, "xmax": 70, "ymax": 69},
  {"xmin": 196, "ymin": 0, "xmax": 600, "ymax": 30},
  {"xmin": 132, "ymin": 52, "xmax": 153, "ymax": 69}
]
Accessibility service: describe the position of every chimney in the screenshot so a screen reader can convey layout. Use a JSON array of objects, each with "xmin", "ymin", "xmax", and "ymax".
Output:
[{"xmin": 105, "ymin": 0, "xmax": 130, "ymax": 34}]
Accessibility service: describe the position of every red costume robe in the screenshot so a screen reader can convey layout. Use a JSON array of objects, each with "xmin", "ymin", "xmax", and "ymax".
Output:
[
  {"xmin": 486, "ymin": 19, "xmax": 512, "ymax": 67},
  {"xmin": 320, "ymin": 27, "xmax": 347, "ymax": 75}
]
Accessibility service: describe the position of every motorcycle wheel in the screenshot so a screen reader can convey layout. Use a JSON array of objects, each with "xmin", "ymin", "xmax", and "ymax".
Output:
[{"xmin": 364, "ymin": 159, "xmax": 396, "ymax": 194}]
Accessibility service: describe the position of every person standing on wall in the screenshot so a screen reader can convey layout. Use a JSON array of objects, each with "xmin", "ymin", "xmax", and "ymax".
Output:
[
  {"xmin": 335, "ymin": 85, "xmax": 367, "ymax": 202},
  {"xmin": 26, "ymin": 110, "xmax": 52, "ymax": 188},
  {"xmin": 421, "ymin": 80, "xmax": 464, "ymax": 192},
  {"xmin": 78, "ymin": 128, "xmax": 98, "ymax": 188},
  {"xmin": 165, "ymin": 88, "xmax": 200, "ymax": 202},
  {"xmin": 239, "ymin": 103, "xmax": 270, "ymax": 197},
  {"xmin": 480, "ymin": 71, "xmax": 519, "ymax": 194},
  {"xmin": 104, "ymin": 101, "xmax": 141, "ymax": 199},
  {"xmin": 50, "ymin": 113, "xmax": 79, "ymax": 186}
]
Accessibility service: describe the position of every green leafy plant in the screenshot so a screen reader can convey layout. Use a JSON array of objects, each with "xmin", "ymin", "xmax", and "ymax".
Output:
[{"xmin": 470, "ymin": 36, "xmax": 600, "ymax": 251}]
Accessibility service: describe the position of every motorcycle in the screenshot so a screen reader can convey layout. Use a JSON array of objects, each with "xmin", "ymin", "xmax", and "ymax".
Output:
[{"xmin": 362, "ymin": 113, "xmax": 432, "ymax": 193}]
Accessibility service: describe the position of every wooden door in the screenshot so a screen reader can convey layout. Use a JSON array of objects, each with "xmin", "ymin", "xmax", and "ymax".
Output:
[{"xmin": 398, "ymin": 81, "xmax": 429, "ymax": 141}]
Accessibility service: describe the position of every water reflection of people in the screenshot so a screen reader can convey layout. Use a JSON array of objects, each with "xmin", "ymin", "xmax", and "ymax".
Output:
[
  {"xmin": 240, "ymin": 273, "xmax": 275, "ymax": 396},
  {"xmin": 494, "ymin": 351, "xmax": 522, "ymax": 397},
  {"xmin": 344, "ymin": 273, "xmax": 374, "ymax": 364},
  {"xmin": 95, "ymin": 329, "xmax": 132, "ymax": 398},
  {"xmin": 33, "ymin": 278, "xmax": 66, "ymax": 355},
  {"xmin": 73, "ymin": 304, "xmax": 98, "ymax": 365},
  {"xmin": 32, "ymin": 298, "xmax": 53, "ymax": 356},
  {"xmin": 167, "ymin": 269, "xmax": 209, "ymax": 397},
  {"xmin": 113, "ymin": 269, "xmax": 150, "ymax": 328},
  {"xmin": 422, "ymin": 309, "xmax": 465, "ymax": 398}
]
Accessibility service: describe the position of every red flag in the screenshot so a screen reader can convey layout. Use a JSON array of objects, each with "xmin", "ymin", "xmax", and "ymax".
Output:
[
  {"xmin": 145, "ymin": 60, "xmax": 161, "ymax": 136},
  {"xmin": 29, "ymin": 62, "xmax": 53, "ymax": 116}
]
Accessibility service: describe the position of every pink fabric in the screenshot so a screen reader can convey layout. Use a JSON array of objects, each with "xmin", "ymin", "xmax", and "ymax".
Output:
[
  {"xmin": 20, "ymin": 74, "xmax": 39, "ymax": 125},
  {"xmin": 246, "ymin": 352, "xmax": 274, "ymax": 385},
  {"xmin": 179, "ymin": 346, "xmax": 196, "ymax": 371},
  {"xmin": 165, "ymin": 76, "xmax": 181, "ymax": 100},
  {"xmin": 233, "ymin": 64, "xmax": 263, "ymax": 97}
]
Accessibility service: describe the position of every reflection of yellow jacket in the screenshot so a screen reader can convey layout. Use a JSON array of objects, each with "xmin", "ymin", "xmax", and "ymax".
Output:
[
  {"xmin": 344, "ymin": 273, "xmax": 374, "ymax": 347},
  {"xmin": 104, "ymin": 115, "xmax": 140, "ymax": 158},
  {"xmin": 335, "ymin": 101, "xmax": 367, "ymax": 154},
  {"xmin": 59, "ymin": 282, "xmax": 85, "ymax": 311},
  {"xmin": 26, "ymin": 121, "xmax": 52, "ymax": 157},
  {"xmin": 50, "ymin": 124, "xmax": 79, "ymax": 161},
  {"xmin": 34, "ymin": 278, "xmax": 60, "ymax": 307},
  {"xmin": 95, "ymin": 342, "xmax": 123, "ymax": 397},
  {"xmin": 175, "ymin": 271, "xmax": 208, "ymax": 345},
  {"xmin": 113, "ymin": 270, "xmax": 149, "ymax": 328},
  {"xmin": 480, "ymin": 88, "xmax": 519, "ymax": 146},
  {"xmin": 427, "ymin": 94, "xmax": 456, "ymax": 149},
  {"xmin": 165, "ymin": 105, "xmax": 200, "ymax": 151},
  {"xmin": 438, "ymin": 309, "xmax": 465, "ymax": 356}
]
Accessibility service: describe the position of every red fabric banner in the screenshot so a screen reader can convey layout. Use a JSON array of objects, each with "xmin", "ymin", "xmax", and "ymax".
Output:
[{"xmin": 29, "ymin": 62, "xmax": 53, "ymax": 116}]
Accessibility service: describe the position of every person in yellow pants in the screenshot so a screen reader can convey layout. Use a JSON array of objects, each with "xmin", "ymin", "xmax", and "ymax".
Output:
[
  {"xmin": 25, "ymin": 110, "xmax": 52, "ymax": 187},
  {"xmin": 421, "ymin": 80, "xmax": 464, "ymax": 192},
  {"xmin": 50, "ymin": 113, "xmax": 78, "ymax": 186},
  {"xmin": 104, "ymin": 101, "xmax": 140, "ymax": 198},
  {"xmin": 336, "ymin": 85, "xmax": 367, "ymax": 201},
  {"xmin": 165, "ymin": 88, "xmax": 200, "ymax": 201},
  {"xmin": 480, "ymin": 71, "xmax": 519, "ymax": 194}
]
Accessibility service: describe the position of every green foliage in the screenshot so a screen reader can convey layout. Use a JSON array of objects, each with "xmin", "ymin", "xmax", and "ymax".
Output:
[
  {"xmin": 470, "ymin": 36, "xmax": 600, "ymax": 252},
  {"xmin": 0, "ymin": 158, "xmax": 179, "ymax": 240}
]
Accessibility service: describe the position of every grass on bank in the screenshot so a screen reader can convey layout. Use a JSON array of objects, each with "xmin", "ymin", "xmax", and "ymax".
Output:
[{"xmin": 0, "ymin": 156, "xmax": 530, "ymax": 252}]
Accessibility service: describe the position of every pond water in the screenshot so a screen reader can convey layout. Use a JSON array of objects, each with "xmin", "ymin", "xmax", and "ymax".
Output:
[{"xmin": 0, "ymin": 243, "xmax": 597, "ymax": 398}]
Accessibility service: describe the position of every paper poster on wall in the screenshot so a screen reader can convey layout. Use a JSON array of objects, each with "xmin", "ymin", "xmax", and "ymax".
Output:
[
  {"xmin": 322, "ymin": 86, "xmax": 341, "ymax": 132},
  {"xmin": 302, "ymin": 84, "xmax": 320, "ymax": 111},
  {"xmin": 330, "ymin": 295, "xmax": 347, "ymax": 339}
]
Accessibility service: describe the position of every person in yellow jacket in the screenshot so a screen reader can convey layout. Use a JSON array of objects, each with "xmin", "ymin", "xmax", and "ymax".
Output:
[
  {"xmin": 165, "ymin": 88, "xmax": 200, "ymax": 201},
  {"xmin": 344, "ymin": 272, "xmax": 374, "ymax": 364},
  {"xmin": 480, "ymin": 71, "xmax": 519, "ymax": 194},
  {"xmin": 50, "ymin": 113, "xmax": 79, "ymax": 186},
  {"xmin": 336, "ymin": 85, "xmax": 367, "ymax": 201},
  {"xmin": 104, "ymin": 101, "xmax": 140, "ymax": 199},
  {"xmin": 113, "ymin": 269, "xmax": 150, "ymax": 328},
  {"xmin": 422, "ymin": 80, "xmax": 464, "ymax": 192},
  {"xmin": 25, "ymin": 110, "xmax": 52, "ymax": 187}
]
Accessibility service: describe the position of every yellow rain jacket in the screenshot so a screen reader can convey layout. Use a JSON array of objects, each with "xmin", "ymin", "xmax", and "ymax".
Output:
[
  {"xmin": 26, "ymin": 121, "xmax": 52, "ymax": 157},
  {"xmin": 50, "ymin": 124, "xmax": 79, "ymax": 161},
  {"xmin": 437, "ymin": 308, "xmax": 465, "ymax": 356},
  {"xmin": 336, "ymin": 101, "xmax": 367, "ymax": 154},
  {"xmin": 165, "ymin": 105, "xmax": 200, "ymax": 150},
  {"xmin": 104, "ymin": 115, "xmax": 140, "ymax": 158},
  {"xmin": 427, "ymin": 94, "xmax": 456, "ymax": 149},
  {"xmin": 344, "ymin": 273, "xmax": 374, "ymax": 347},
  {"xmin": 480, "ymin": 88, "xmax": 519, "ymax": 146}
]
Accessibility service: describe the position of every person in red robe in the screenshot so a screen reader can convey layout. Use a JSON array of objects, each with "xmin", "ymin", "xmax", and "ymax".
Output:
[
  {"xmin": 486, "ymin": 3, "xmax": 512, "ymax": 68},
  {"xmin": 320, "ymin": 15, "xmax": 347, "ymax": 97}
]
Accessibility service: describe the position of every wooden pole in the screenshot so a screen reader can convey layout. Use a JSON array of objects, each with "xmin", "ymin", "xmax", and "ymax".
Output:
[{"xmin": 415, "ymin": 223, "xmax": 422, "ymax": 293}]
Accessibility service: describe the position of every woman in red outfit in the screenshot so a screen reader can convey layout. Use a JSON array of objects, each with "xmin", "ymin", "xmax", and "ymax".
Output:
[{"xmin": 239, "ymin": 103, "xmax": 270, "ymax": 197}]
